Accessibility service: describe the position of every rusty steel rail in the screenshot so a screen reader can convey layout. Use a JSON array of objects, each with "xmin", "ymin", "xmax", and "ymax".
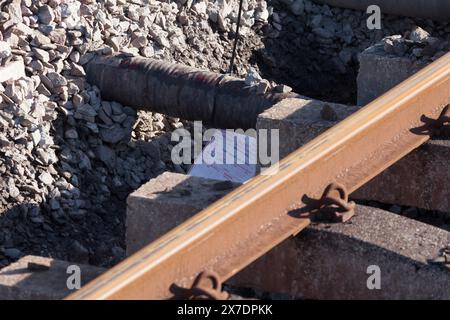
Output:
[{"xmin": 68, "ymin": 52, "xmax": 450, "ymax": 300}]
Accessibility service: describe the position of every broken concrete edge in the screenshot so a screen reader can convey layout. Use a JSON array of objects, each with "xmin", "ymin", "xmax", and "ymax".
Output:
[
  {"xmin": 0, "ymin": 255, "xmax": 104, "ymax": 300},
  {"xmin": 126, "ymin": 172, "xmax": 240, "ymax": 256},
  {"xmin": 228, "ymin": 204, "xmax": 450, "ymax": 299}
]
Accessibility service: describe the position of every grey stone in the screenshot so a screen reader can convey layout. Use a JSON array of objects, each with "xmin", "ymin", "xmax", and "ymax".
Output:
[
  {"xmin": 7, "ymin": 179, "xmax": 20, "ymax": 199},
  {"xmin": 30, "ymin": 130, "xmax": 42, "ymax": 146},
  {"xmin": 32, "ymin": 47, "xmax": 50, "ymax": 63},
  {"xmin": 7, "ymin": 0, "xmax": 22, "ymax": 23},
  {"xmin": 0, "ymin": 41, "xmax": 11, "ymax": 59},
  {"xmin": 274, "ymin": 84, "xmax": 292, "ymax": 93},
  {"xmin": 101, "ymin": 101, "xmax": 113, "ymax": 117},
  {"xmin": 38, "ymin": 5, "xmax": 56, "ymax": 25},
  {"xmin": 312, "ymin": 27, "xmax": 334, "ymax": 39},
  {"xmin": 3, "ymin": 248, "xmax": 22, "ymax": 260},
  {"xmin": 74, "ymin": 104, "xmax": 97, "ymax": 122},
  {"xmin": 70, "ymin": 64, "xmax": 86, "ymax": 77},
  {"xmin": 99, "ymin": 124, "xmax": 126, "ymax": 144},
  {"xmin": 48, "ymin": 29, "xmax": 67, "ymax": 45},
  {"xmin": 409, "ymin": 26, "xmax": 430, "ymax": 42},
  {"xmin": 46, "ymin": 72, "xmax": 67, "ymax": 87},
  {"xmin": 64, "ymin": 128, "xmax": 78, "ymax": 139},
  {"xmin": 69, "ymin": 241, "xmax": 89, "ymax": 264},
  {"xmin": 38, "ymin": 172, "xmax": 54, "ymax": 186},
  {"xmin": 96, "ymin": 145, "xmax": 116, "ymax": 168},
  {"xmin": 111, "ymin": 101, "xmax": 124, "ymax": 115},
  {"xmin": 0, "ymin": 60, "xmax": 25, "ymax": 82},
  {"xmin": 245, "ymin": 67, "xmax": 262, "ymax": 86},
  {"xmin": 98, "ymin": 108, "xmax": 113, "ymax": 125},
  {"xmin": 31, "ymin": 33, "xmax": 51, "ymax": 47},
  {"xmin": 290, "ymin": 0, "xmax": 304, "ymax": 15},
  {"xmin": 111, "ymin": 113, "xmax": 127, "ymax": 123}
]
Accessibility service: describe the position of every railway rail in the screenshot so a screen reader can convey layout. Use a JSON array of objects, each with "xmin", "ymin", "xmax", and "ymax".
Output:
[{"xmin": 67, "ymin": 52, "xmax": 450, "ymax": 300}]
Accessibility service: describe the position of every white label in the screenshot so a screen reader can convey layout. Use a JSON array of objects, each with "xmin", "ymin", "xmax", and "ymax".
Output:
[{"xmin": 188, "ymin": 130, "xmax": 257, "ymax": 183}]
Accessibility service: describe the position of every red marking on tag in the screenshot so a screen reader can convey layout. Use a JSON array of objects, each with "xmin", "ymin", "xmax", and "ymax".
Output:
[{"xmin": 119, "ymin": 59, "xmax": 130, "ymax": 67}]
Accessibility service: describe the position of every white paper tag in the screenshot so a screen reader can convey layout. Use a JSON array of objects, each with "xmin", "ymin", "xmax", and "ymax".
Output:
[{"xmin": 188, "ymin": 130, "xmax": 257, "ymax": 183}]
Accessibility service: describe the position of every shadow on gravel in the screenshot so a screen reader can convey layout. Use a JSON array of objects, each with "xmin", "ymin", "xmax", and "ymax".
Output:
[
  {"xmin": 0, "ymin": 105, "xmax": 176, "ymax": 270},
  {"xmin": 250, "ymin": 1, "xmax": 359, "ymax": 105}
]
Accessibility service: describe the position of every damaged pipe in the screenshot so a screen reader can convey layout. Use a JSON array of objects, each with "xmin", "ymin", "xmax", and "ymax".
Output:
[{"xmin": 85, "ymin": 54, "xmax": 293, "ymax": 129}]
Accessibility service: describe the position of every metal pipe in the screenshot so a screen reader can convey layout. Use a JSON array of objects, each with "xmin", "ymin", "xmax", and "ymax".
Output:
[
  {"xmin": 314, "ymin": 0, "xmax": 450, "ymax": 21},
  {"xmin": 85, "ymin": 54, "xmax": 292, "ymax": 129}
]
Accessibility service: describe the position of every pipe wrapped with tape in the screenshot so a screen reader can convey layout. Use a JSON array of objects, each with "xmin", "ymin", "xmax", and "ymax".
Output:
[{"xmin": 86, "ymin": 54, "xmax": 293, "ymax": 129}]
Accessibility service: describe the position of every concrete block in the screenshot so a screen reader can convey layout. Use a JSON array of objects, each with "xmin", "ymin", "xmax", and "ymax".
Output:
[
  {"xmin": 0, "ymin": 60, "xmax": 25, "ymax": 83},
  {"xmin": 229, "ymin": 205, "xmax": 450, "ymax": 299},
  {"xmin": 0, "ymin": 255, "xmax": 104, "ymax": 300},
  {"xmin": 256, "ymin": 97, "xmax": 358, "ymax": 160},
  {"xmin": 357, "ymin": 43, "xmax": 426, "ymax": 106},
  {"xmin": 126, "ymin": 172, "xmax": 239, "ymax": 255}
]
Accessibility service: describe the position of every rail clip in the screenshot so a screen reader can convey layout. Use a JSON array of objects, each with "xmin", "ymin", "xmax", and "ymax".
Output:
[
  {"xmin": 413, "ymin": 104, "xmax": 450, "ymax": 137},
  {"xmin": 445, "ymin": 246, "xmax": 450, "ymax": 267},
  {"xmin": 176, "ymin": 271, "xmax": 229, "ymax": 300},
  {"xmin": 303, "ymin": 182, "xmax": 355, "ymax": 223}
]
